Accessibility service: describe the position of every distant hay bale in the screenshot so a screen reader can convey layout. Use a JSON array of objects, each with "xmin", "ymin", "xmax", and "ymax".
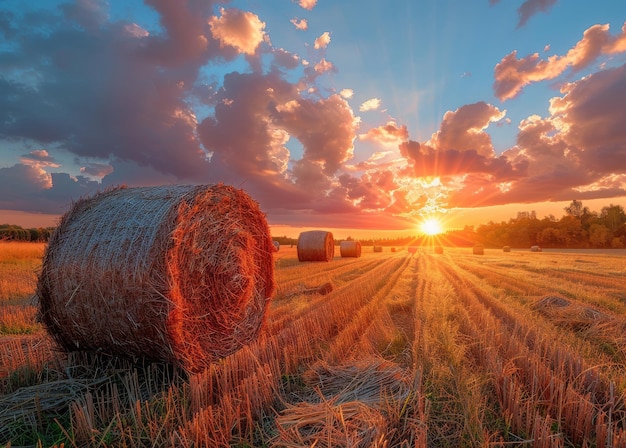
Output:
[
  {"xmin": 530, "ymin": 245, "xmax": 542, "ymax": 252},
  {"xmin": 340, "ymin": 240, "xmax": 361, "ymax": 258},
  {"xmin": 390, "ymin": 247, "xmax": 396, "ymax": 252},
  {"xmin": 473, "ymin": 244, "xmax": 484, "ymax": 255},
  {"xmin": 407, "ymin": 246, "xmax": 418, "ymax": 254},
  {"xmin": 272, "ymin": 240, "xmax": 280, "ymax": 252},
  {"xmin": 373, "ymin": 246, "xmax": 383, "ymax": 252},
  {"xmin": 297, "ymin": 230, "xmax": 334, "ymax": 262},
  {"xmin": 36, "ymin": 184, "xmax": 275, "ymax": 374},
  {"xmin": 503, "ymin": 246, "xmax": 511, "ymax": 252},
  {"xmin": 434, "ymin": 246, "xmax": 443, "ymax": 254}
]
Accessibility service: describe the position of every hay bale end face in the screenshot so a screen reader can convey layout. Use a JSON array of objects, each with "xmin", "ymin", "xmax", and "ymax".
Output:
[
  {"xmin": 339, "ymin": 240, "xmax": 361, "ymax": 258},
  {"xmin": 297, "ymin": 230, "xmax": 334, "ymax": 262},
  {"xmin": 36, "ymin": 184, "xmax": 275, "ymax": 373}
]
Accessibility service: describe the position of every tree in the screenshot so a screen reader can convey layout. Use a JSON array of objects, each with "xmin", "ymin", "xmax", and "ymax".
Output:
[
  {"xmin": 588, "ymin": 224, "xmax": 610, "ymax": 247},
  {"xmin": 600, "ymin": 204, "xmax": 626, "ymax": 235}
]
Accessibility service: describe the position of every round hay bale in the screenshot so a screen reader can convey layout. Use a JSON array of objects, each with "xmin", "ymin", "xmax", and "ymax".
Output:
[
  {"xmin": 297, "ymin": 231, "xmax": 334, "ymax": 262},
  {"xmin": 407, "ymin": 246, "xmax": 418, "ymax": 254},
  {"xmin": 434, "ymin": 246, "xmax": 443, "ymax": 254},
  {"xmin": 473, "ymin": 244, "xmax": 484, "ymax": 255},
  {"xmin": 503, "ymin": 246, "xmax": 511, "ymax": 252},
  {"xmin": 373, "ymin": 246, "xmax": 383, "ymax": 252},
  {"xmin": 390, "ymin": 247, "xmax": 396, "ymax": 252},
  {"xmin": 36, "ymin": 184, "xmax": 275, "ymax": 373},
  {"xmin": 339, "ymin": 241, "xmax": 361, "ymax": 258}
]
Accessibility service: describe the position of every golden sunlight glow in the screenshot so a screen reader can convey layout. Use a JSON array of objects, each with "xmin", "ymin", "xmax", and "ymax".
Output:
[{"xmin": 420, "ymin": 217, "xmax": 443, "ymax": 236}]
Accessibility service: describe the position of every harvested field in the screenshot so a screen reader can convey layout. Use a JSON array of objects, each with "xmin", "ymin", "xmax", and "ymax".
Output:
[{"xmin": 2, "ymin": 244, "xmax": 626, "ymax": 447}]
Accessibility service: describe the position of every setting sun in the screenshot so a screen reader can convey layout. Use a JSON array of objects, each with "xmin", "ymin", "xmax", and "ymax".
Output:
[{"xmin": 420, "ymin": 217, "xmax": 443, "ymax": 236}]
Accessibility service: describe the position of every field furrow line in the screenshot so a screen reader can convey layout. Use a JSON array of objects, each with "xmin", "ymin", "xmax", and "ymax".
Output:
[{"xmin": 432, "ymin": 255, "xmax": 626, "ymax": 446}]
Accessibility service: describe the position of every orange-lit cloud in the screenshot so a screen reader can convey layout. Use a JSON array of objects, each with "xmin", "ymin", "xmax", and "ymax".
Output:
[
  {"xmin": 290, "ymin": 18, "xmax": 308, "ymax": 30},
  {"xmin": 296, "ymin": 0, "xmax": 317, "ymax": 11},
  {"xmin": 359, "ymin": 98, "xmax": 381, "ymax": 112},
  {"xmin": 209, "ymin": 8, "xmax": 266, "ymax": 55},
  {"xmin": 314, "ymin": 31, "xmax": 331, "ymax": 50},
  {"xmin": 494, "ymin": 22, "xmax": 626, "ymax": 100}
]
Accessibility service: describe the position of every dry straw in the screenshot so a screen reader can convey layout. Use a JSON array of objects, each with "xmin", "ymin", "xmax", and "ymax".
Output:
[
  {"xmin": 297, "ymin": 230, "xmax": 334, "ymax": 262},
  {"xmin": 36, "ymin": 184, "xmax": 275, "ymax": 373},
  {"xmin": 339, "ymin": 241, "xmax": 361, "ymax": 258}
]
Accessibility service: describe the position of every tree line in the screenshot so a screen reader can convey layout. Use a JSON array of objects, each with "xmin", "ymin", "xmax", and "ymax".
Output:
[
  {"xmin": 473, "ymin": 200, "xmax": 626, "ymax": 249},
  {"xmin": 0, "ymin": 224, "xmax": 55, "ymax": 242}
]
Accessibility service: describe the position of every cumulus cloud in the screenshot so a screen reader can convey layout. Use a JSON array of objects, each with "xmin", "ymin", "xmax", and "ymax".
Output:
[
  {"xmin": 426, "ymin": 102, "xmax": 506, "ymax": 157},
  {"xmin": 208, "ymin": 8, "xmax": 266, "ymax": 55},
  {"xmin": 494, "ymin": 22, "xmax": 626, "ymax": 100},
  {"xmin": 296, "ymin": 0, "xmax": 317, "ymax": 11}
]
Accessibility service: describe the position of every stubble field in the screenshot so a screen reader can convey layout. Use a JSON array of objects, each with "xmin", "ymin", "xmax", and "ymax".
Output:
[{"xmin": 1, "ymin": 242, "xmax": 626, "ymax": 447}]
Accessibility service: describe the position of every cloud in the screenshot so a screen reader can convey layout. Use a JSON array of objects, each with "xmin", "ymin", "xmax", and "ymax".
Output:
[
  {"xmin": 517, "ymin": 0, "xmax": 558, "ymax": 28},
  {"xmin": 359, "ymin": 98, "xmax": 381, "ymax": 112},
  {"xmin": 80, "ymin": 163, "xmax": 114, "ymax": 178},
  {"xmin": 290, "ymin": 18, "xmax": 308, "ymax": 30},
  {"xmin": 314, "ymin": 31, "xmax": 331, "ymax": 50},
  {"xmin": 359, "ymin": 122, "xmax": 409, "ymax": 149},
  {"xmin": 494, "ymin": 22, "xmax": 626, "ymax": 100},
  {"xmin": 296, "ymin": 0, "xmax": 317, "ymax": 11},
  {"xmin": 208, "ymin": 8, "xmax": 266, "ymax": 56},
  {"xmin": 0, "ymin": 164, "xmax": 99, "ymax": 214},
  {"xmin": 340, "ymin": 89, "xmax": 354, "ymax": 99},
  {"xmin": 443, "ymin": 63, "xmax": 626, "ymax": 207},
  {"xmin": 20, "ymin": 150, "xmax": 60, "ymax": 168},
  {"xmin": 426, "ymin": 102, "xmax": 506, "ymax": 157}
]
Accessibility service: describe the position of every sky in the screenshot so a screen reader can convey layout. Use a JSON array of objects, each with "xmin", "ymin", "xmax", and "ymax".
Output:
[{"xmin": 1, "ymin": 0, "xmax": 626, "ymax": 239}]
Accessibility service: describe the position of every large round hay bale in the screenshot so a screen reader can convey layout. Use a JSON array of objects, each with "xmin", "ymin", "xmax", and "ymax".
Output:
[
  {"xmin": 503, "ymin": 246, "xmax": 511, "ymax": 252},
  {"xmin": 36, "ymin": 184, "xmax": 275, "ymax": 373},
  {"xmin": 373, "ymin": 246, "xmax": 383, "ymax": 252},
  {"xmin": 297, "ymin": 231, "xmax": 334, "ymax": 262},
  {"xmin": 473, "ymin": 244, "xmax": 484, "ymax": 255},
  {"xmin": 339, "ymin": 241, "xmax": 361, "ymax": 258}
]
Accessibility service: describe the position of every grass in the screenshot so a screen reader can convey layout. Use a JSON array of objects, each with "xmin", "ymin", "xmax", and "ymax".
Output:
[{"xmin": 1, "ymin": 244, "xmax": 626, "ymax": 446}]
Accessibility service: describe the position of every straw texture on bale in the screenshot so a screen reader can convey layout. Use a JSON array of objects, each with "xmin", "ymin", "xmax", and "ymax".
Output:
[
  {"xmin": 339, "ymin": 241, "xmax": 361, "ymax": 258},
  {"xmin": 297, "ymin": 230, "xmax": 334, "ymax": 262},
  {"xmin": 473, "ymin": 244, "xmax": 484, "ymax": 255},
  {"xmin": 36, "ymin": 184, "xmax": 275, "ymax": 373}
]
